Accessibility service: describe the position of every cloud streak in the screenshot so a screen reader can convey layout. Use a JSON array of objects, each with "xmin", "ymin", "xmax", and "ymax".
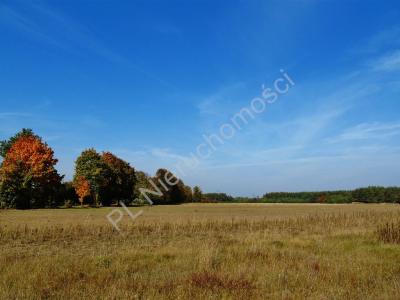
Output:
[
  {"xmin": 328, "ymin": 122, "xmax": 400, "ymax": 142},
  {"xmin": 0, "ymin": 2, "xmax": 177, "ymax": 90},
  {"xmin": 370, "ymin": 50, "xmax": 400, "ymax": 72}
]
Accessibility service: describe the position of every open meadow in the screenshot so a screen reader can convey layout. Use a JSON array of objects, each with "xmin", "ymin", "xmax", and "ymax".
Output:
[{"xmin": 1, "ymin": 203, "xmax": 400, "ymax": 299}]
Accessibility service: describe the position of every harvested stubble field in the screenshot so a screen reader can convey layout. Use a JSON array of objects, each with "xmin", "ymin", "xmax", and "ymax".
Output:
[{"xmin": 1, "ymin": 203, "xmax": 400, "ymax": 299}]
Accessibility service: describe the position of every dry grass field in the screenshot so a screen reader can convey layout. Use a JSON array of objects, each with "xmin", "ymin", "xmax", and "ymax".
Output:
[{"xmin": 1, "ymin": 203, "xmax": 400, "ymax": 299}]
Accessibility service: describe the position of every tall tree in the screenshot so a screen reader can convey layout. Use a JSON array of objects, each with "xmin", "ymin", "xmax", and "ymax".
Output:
[
  {"xmin": 133, "ymin": 171, "xmax": 153, "ymax": 204},
  {"xmin": 73, "ymin": 149, "xmax": 111, "ymax": 207},
  {"xmin": 184, "ymin": 185, "xmax": 193, "ymax": 203},
  {"xmin": 169, "ymin": 178, "xmax": 187, "ymax": 204},
  {"xmin": 151, "ymin": 168, "xmax": 187, "ymax": 204},
  {"xmin": 152, "ymin": 168, "xmax": 171, "ymax": 204},
  {"xmin": 73, "ymin": 176, "xmax": 91, "ymax": 206},
  {"xmin": 193, "ymin": 186, "xmax": 203, "ymax": 202},
  {"xmin": 0, "ymin": 128, "xmax": 37, "ymax": 158},
  {"xmin": 101, "ymin": 152, "xmax": 136, "ymax": 205},
  {"xmin": 0, "ymin": 133, "xmax": 62, "ymax": 208}
]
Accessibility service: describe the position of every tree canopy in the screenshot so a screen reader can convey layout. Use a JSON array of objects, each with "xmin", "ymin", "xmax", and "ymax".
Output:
[
  {"xmin": 73, "ymin": 149, "xmax": 137, "ymax": 206},
  {"xmin": 7, "ymin": 128, "xmax": 398, "ymax": 209},
  {"xmin": 193, "ymin": 186, "xmax": 203, "ymax": 202},
  {"xmin": 0, "ymin": 128, "xmax": 37, "ymax": 158},
  {"xmin": 0, "ymin": 130, "xmax": 62, "ymax": 208},
  {"xmin": 100, "ymin": 151, "xmax": 136, "ymax": 205},
  {"xmin": 149, "ymin": 168, "xmax": 188, "ymax": 204},
  {"xmin": 73, "ymin": 149, "xmax": 111, "ymax": 206}
]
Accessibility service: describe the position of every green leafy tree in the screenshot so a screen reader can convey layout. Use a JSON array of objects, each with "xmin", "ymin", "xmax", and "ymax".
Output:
[
  {"xmin": 101, "ymin": 152, "xmax": 136, "ymax": 206},
  {"xmin": 133, "ymin": 171, "xmax": 154, "ymax": 204},
  {"xmin": 73, "ymin": 149, "xmax": 111, "ymax": 207},
  {"xmin": 169, "ymin": 178, "xmax": 187, "ymax": 204},
  {"xmin": 60, "ymin": 181, "xmax": 79, "ymax": 206},
  {"xmin": 193, "ymin": 186, "xmax": 203, "ymax": 202},
  {"xmin": 150, "ymin": 168, "xmax": 187, "ymax": 204},
  {"xmin": 183, "ymin": 185, "xmax": 193, "ymax": 203},
  {"xmin": 385, "ymin": 187, "xmax": 400, "ymax": 203},
  {"xmin": 152, "ymin": 168, "xmax": 172, "ymax": 204},
  {"xmin": 203, "ymin": 193, "xmax": 234, "ymax": 202},
  {"xmin": 352, "ymin": 186, "xmax": 386, "ymax": 203}
]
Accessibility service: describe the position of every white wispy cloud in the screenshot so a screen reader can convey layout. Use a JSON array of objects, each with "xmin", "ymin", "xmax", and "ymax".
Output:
[
  {"xmin": 149, "ymin": 148, "xmax": 201, "ymax": 171},
  {"xmin": 278, "ymin": 107, "xmax": 349, "ymax": 146},
  {"xmin": 0, "ymin": 2, "xmax": 176, "ymax": 90},
  {"xmin": 0, "ymin": 2, "xmax": 125, "ymax": 63},
  {"xmin": 186, "ymin": 149, "xmax": 400, "ymax": 195},
  {"xmin": 328, "ymin": 121, "xmax": 400, "ymax": 143},
  {"xmin": 197, "ymin": 82, "xmax": 246, "ymax": 116},
  {"xmin": 359, "ymin": 26, "xmax": 400, "ymax": 54},
  {"xmin": 0, "ymin": 3, "xmax": 68, "ymax": 49},
  {"xmin": 0, "ymin": 112, "xmax": 32, "ymax": 118},
  {"xmin": 370, "ymin": 50, "xmax": 400, "ymax": 72},
  {"xmin": 150, "ymin": 148, "xmax": 190, "ymax": 161}
]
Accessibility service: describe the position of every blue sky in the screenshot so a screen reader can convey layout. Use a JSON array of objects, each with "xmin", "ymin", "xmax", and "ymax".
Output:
[{"xmin": 1, "ymin": 0, "xmax": 400, "ymax": 196}]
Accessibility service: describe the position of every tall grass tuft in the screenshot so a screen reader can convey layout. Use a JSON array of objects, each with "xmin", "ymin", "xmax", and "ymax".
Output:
[{"xmin": 377, "ymin": 220, "xmax": 400, "ymax": 244}]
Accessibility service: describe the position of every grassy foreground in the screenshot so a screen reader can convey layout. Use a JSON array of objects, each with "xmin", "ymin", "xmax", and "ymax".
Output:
[{"xmin": 1, "ymin": 203, "xmax": 400, "ymax": 299}]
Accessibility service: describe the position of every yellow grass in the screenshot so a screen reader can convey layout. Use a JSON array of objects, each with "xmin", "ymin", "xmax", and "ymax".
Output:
[{"xmin": 1, "ymin": 203, "xmax": 400, "ymax": 299}]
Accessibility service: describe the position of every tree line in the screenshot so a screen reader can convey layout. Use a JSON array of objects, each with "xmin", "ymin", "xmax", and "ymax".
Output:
[
  {"xmin": 1, "ymin": 129, "xmax": 399, "ymax": 209},
  {"xmin": 0, "ymin": 129, "xmax": 203, "ymax": 209},
  {"xmin": 261, "ymin": 187, "xmax": 400, "ymax": 203},
  {"xmin": 200, "ymin": 188, "xmax": 400, "ymax": 204}
]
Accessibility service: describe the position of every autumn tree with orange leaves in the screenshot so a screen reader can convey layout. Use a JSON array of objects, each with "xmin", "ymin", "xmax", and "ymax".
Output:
[
  {"xmin": 72, "ymin": 149, "xmax": 136, "ymax": 207},
  {"xmin": 73, "ymin": 176, "xmax": 91, "ymax": 206},
  {"xmin": 73, "ymin": 149, "xmax": 111, "ymax": 207},
  {"xmin": 0, "ymin": 129, "xmax": 62, "ymax": 209}
]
